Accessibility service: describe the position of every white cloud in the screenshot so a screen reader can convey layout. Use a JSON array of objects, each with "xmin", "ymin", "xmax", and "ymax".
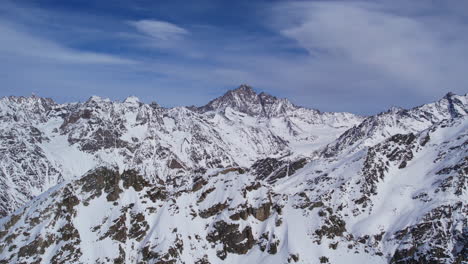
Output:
[
  {"xmin": 0, "ymin": 21, "xmax": 135, "ymax": 65},
  {"xmin": 129, "ymin": 20, "xmax": 188, "ymax": 41},
  {"xmin": 273, "ymin": 1, "xmax": 468, "ymax": 94}
]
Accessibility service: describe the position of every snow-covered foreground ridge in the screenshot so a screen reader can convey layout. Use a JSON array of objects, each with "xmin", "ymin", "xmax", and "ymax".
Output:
[{"xmin": 0, "ymin": 86, "xmax": 466, "ymax": 264}]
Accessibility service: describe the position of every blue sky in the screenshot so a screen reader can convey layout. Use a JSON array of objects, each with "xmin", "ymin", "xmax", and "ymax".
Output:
[{"xmin": 0, "ymin": 0, "xmax": 467, "ymax": 114}]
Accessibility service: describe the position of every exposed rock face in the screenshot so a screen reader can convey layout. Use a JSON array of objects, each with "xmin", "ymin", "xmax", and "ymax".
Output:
[
  {"xmin": 229, "ymin": 202, "xmax": 272, "ymax": 221},
  {"xmin": 251, "ymin": 157, "xmax": 286, "ymax": 180},
  {"xmin": 252, "ymin": 157, "xmax": 308, "ymax": 183},
  {"xmin": 206, "ymin": 221, "xmax": 256, "ymax": 259},
  {"xmin": 0, "ymin": 167, "xmax": 285, "ymax": 263},
  {"xmin": 390, "ymin": 202, "xmax": 467, "ymax": 264},
  {"xmin": 0, "ymin": 90, "xmax": 467, "ymax": 263},
  {"xmin": 198, "ymin": 84, "xmax": 297, "ymax": 117}
]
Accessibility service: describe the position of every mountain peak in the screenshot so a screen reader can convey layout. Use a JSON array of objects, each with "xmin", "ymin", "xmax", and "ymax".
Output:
[
  {"xmin": 86, "ymin": 95, "xmax": 109, "ymax": 103},
  {"xmin": 123, "ymin": 96, "xmax": 141, "ymax": 106},
  {"xmin": 198, "ymin": 84, "xmax": 289, "ymax": 116},
  {"xmin": 444, "ymin": 92, "xmax": 456, "ymax": 99},
  {"xmin": 225, "ymin": 84, "xmax": 257, "ymax": 99},
  {"xmin": 233, "ymin": 84, "xmax": 255, "ymax": 93},
  {"xmin": 197, "ymin": 84, "xmax": 300, "ymax": 117}
]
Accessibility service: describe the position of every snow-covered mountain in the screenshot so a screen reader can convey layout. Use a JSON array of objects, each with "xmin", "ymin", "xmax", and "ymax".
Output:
[
  {"xmin": 322, "ymin": 92, "xmax": 468, "ymax": 157},
  {"xmin": 0, "ymin": 85, "xmax": 362, "ymax": 217},
  {"xmin": 0, "ymin": 86, "xmax": 466, "ymax": 264}
]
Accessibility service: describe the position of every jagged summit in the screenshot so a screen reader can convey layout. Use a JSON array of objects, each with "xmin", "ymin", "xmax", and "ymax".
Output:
[
  {"xmin": 85, "ymin": 95, "xmax": 111, "ymax": 104},
  {"xmin": 322, "ymin": 92, "xmax": 468, "ymax": 157},
  {"xmin": 198, "ymin": 84, "xmax": 261, "ymax": 114},
  {"xmin": 444, "ymin": 91, "xmax": 456, "ymax": 99},
  {"xmin": 0, "ymin": 95, "xmax": 55, "ymax": 122},
  {"xmin": 198, "ymin": 84, "xmax": 296, "ymax": 116},
  {"xmin": 442, "ymin": 92, "xmax": 467, "ymax": 118},
  {"xmin": 85, "ymin": 95, "xmax": 144, "ymax": 107},
  {"xmin": 123, "ymin": 96, "xmax": 141, "ymax": 106},
  {"xmin": 235, "ymin": 84, "xmax": 255, "ymax": 93},
  {"xmin": 0, "ymin": 95, "xmax": 55, "ymax": 104}
]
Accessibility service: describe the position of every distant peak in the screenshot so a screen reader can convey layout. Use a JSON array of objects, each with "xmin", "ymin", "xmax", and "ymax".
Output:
[
  {"xmin": 85, "ymin": 96, "xmax": 111, "ymax": 105},
  {"xmin": 388, "ymin": 106, "xmax": 403, "ymax": 113},
  {"xmin": 87, "ymin": 95, "xmax": 103, "ymax": 102},
  {"xmin": 236, "ymin": 84, "xmax": 254, "ymax": 91},
  {"xmin": 1, "ymin": 95, "xmax": 55, "ymax": 106},
  {"xmin": 149, "ymin": 101, "xmax": 160, "ymax": 108},
  {"xmin": 124, "ymin": 96, "xmax": 140, "ymax": 105},
  {"xmin": 229, "ymin": 84, "xmax": 256, "ymax": 96},
  {"xmin": 197, "ymin": 84, "xmax": 301, "ymax": 116},
  {"xmin": 444, "ymin": 92, "xmax": 456, "ymax": 99}
]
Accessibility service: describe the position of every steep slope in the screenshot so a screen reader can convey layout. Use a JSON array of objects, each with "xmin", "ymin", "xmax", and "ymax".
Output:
[
  {"xmin": 0, "ymin": 86, "xmax": 362, "ymax": 217},
  {"xmin": 0, "ymin": 115, "xmax": 466, "ymax": 264},
  {"xmin": 322, "ymin": 92, "xmax": 468, "ymax": 157},
  {"xmin": 0, "ymin": 96, "xmax": 65, "ymax": 216},
  {"xmin": 288, "ymin": 116, "xmax": 467, "ymax": 263}
]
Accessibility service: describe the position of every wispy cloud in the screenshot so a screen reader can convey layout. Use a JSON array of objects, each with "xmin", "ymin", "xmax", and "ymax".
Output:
[
  {"xmin": 276, "ymin": 1, "xmax": 468, "ymax": 92},
  {"xmin": 128, "ymin": 20, "xmax": 188, "ymax": 41},
  {"xmin": 0, "ymin": 20, "xmax": 135, "ymax": 65},
  {"xmin": 261, "ymin": 1, "xmax": 468, "ymax": 112}
]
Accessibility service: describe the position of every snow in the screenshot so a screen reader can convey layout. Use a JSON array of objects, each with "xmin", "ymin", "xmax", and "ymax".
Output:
[
  {"xmin": 38, "ymin": 118, "xmax": 97, "ymax": 181},
  {"xmin": 124, "ymin": 96, "xmax": 140, "ymax": 105},
  {"xmin": 0, "ymin": 91, "xmax": 466, "ymax": 263}
]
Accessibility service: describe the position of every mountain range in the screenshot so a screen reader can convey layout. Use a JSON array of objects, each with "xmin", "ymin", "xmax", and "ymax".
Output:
[{"xmin": 0, "ymin": 85, "xmax": 466, "ymax": 264}]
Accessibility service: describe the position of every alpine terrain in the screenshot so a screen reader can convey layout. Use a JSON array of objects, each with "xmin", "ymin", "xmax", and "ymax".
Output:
[{"xmin": 0, "ymin": 85, "xmax": 466, "ymax": 264}]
